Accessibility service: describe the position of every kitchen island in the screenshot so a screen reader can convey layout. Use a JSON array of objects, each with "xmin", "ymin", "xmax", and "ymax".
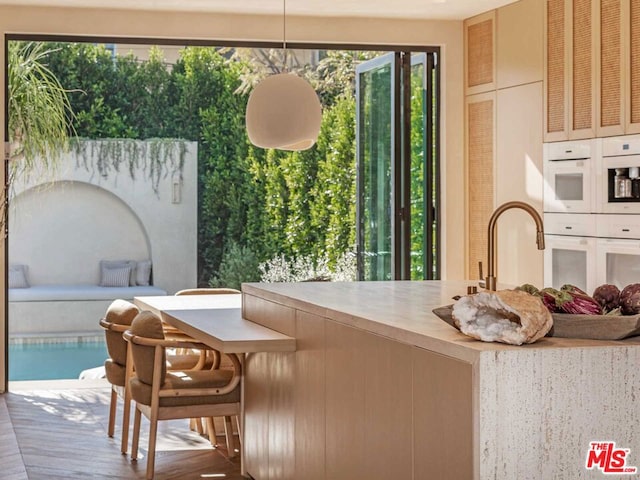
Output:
[{"xmin": 241, "ymin": 280, "xmax": 640, "ymax": 480}]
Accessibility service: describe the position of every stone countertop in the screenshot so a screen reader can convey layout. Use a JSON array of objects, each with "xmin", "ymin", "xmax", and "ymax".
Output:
[{"xmin": 242, "ymin": 280, "xmax": 640, "ymax": 362}]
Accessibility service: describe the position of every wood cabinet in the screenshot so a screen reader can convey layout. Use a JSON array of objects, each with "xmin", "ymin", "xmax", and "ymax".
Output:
[
  {"xmin": 545, "ymin": 0, "xmax": 640, "ymax": 137},
  {"xmin": 597, "ymin": 0, "xmax": 625, "ymax": 135},
  {"xmin": 465, "ymin": 11, "xmax": 496, "ymax": 95},
  {"xmin": 465, "ymin": 92, "xmax": 495, "ymax": 281},
  {"xmin": 545, "ymin": 0, "xmax": 597, "ymax": 141},
  {"xmin": 627, "ymin": 0, "xmax": 640, "ymax": 132}
]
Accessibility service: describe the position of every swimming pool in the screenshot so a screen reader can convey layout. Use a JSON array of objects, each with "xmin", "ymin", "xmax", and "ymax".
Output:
[{"xmin": 9, "ymin": 339, "xmax": 108, "ymax": 381}]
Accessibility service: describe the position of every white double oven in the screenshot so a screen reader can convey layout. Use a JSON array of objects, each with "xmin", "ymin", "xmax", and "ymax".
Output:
[{"xmin": 544, "ymin": 135, "xmax": 640, "ymax": 293}]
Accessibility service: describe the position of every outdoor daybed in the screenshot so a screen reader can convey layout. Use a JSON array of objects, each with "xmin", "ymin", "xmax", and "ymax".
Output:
[{"xmin": 8, "ymin": 262, "xmax": 167, "ymax": 337}]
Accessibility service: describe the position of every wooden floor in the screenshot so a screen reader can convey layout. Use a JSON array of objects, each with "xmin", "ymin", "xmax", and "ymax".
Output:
[{"xmin": 1, "ymin": 379, "xmax": 244, "ymax": 480}]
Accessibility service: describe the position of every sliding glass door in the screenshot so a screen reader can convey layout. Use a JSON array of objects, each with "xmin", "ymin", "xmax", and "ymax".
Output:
[{"xmin": 356, "ymin": 51, "xmax": 439, "ymax": 281}]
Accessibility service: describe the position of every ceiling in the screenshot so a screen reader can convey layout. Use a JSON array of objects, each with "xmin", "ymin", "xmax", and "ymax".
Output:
[{"xmin": 0, "ymin": 0, "xmax": 519, "ymax": 20}]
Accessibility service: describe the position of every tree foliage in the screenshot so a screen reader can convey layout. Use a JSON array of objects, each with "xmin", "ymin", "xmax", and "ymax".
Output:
[{"xmin": 40, "ymin": 42, "xmax": 360, "ymax": 286}]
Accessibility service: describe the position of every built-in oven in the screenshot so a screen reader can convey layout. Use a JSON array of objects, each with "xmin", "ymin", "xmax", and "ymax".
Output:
[
  {"xmin": 543, "ymin": 139, "xmax": 596, "ymax": 213},
  {"xmin": 543, "ymin": 213, "xmax": 597, "ymax": 293},
  {"xmin": 599, "ymin": 135, "xmax": 640, "ymax": 214},
  {"xmin": 594, "ymin": 213, "xmax": 640, "ymax": 288}
]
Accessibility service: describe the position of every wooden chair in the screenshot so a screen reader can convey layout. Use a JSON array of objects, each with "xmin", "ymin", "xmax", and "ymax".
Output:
[
  {"xmin": 100, "ymin": 299, "xmax": 139, "ymax": 455},
  {"xmin": 174, "ymin": 287, "xmax": 242, "ymax": 453},
  {"xmin": 100, "ymin": 300, "xmax": 211, "ymax": 455},
  {"xmin": 124, "ymin": 311, "xmax": 242, "ymax": 480}
]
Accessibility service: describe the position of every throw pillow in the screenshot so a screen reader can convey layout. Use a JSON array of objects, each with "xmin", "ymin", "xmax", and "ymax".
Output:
[
  {"xmin": 100, "ymin": 265, "xmax": 132, "ymax": 287},
  {"xmin": 8, "ymin": 264, "xmax": 29, "ymax": 289},
  {"xmin": 136, "ymin": 260, "xmax": 152, "ymax": 286},
  {"xmin": 100, "ymin": 260, "xmax": 136, "ymax": 286}
]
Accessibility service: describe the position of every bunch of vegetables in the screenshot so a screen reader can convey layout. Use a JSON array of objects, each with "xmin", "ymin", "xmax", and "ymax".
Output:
[{"xmin": 515, "ymin": 282, "xmax": 640, "ymax": 315}]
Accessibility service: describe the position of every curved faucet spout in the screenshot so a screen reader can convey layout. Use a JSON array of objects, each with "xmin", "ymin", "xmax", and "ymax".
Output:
[{"xmin": 485, "ymin": 201, "xmax": 545, "ymax": 291}]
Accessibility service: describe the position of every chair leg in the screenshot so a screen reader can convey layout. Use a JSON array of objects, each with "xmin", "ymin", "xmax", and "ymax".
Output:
[
  {"xmin": 108, "ymin": 388, "xmax": 117, "ymax": 438},
  {"xmin": 189, "ymin": 417, "xmax": 196, "ymax": 431},
  {"xmin": 224, "ymin": 416, "xmax": 236, "ymax": 458},
  {"xmin": 205, "ymin": 417, "xmax": 218, "ymax": 447},
  {"xmin": 235, "ymin": 415, "xmax": 243, "ymax": 447},
  {"xmin": 131, "ymin": 407, "xmax": 142, "ymax": 461},
  {"xmin": 195, "ymin": 417, "xmax": 205, "ymax": 435},
  {"xmin": 147, "ymin": 414, "xmax": 159, "ymax": 480},
  {"xmin": 120, "ymin": 389, "xmax": 132, "ymax": 454}
]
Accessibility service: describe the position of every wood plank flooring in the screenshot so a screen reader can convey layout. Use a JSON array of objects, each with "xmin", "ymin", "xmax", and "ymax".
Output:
[{"xmin": 2, "ymin": 379, "xmax": 244, "ymax": 480}]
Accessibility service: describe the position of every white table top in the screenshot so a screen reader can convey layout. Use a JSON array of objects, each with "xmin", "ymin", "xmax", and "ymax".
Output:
[{"xmin": 134, "ymin": 295, "xmax": 296, "ymax": 353}]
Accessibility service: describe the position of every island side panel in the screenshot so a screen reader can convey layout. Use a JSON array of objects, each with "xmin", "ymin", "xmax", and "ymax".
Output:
[
  {"xmin": 294, "ymin": 311, "xmax": 326, "ymax": 480},
  {"xmin": 479, "ymin": 346, "xmax": 640, "ymax": 480},
  {"xmin": 244, "ymin": 352, "xmax": 270, "ymax": 480},
  {"xmin": 413, "ymin": 347, "xmax": 474, "ymax": 480},
  {"xmin": 362, "ymin": 328, "xmax": 413, "ymax": 479},
  {"xmin": 325, "ymin": 320, "xmax": 368, "ymax": 479}
]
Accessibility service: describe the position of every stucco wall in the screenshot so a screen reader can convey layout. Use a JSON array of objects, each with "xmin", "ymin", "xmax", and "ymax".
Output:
[{"xmin": 9, "ymin": 140, "xmax": 198, "ymax": 294}]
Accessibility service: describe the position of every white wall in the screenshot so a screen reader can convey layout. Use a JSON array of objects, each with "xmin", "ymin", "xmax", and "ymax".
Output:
[{"xmin": 9, "ymin": 140, "xmax": 198, "ymax": 294}]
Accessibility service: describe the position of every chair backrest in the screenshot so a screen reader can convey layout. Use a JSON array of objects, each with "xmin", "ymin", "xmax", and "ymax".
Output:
[
  {"xmin": 129, "ymin": 311, "xmax": 166, "ymax": 386},
  {"xmin": 102, "ymin": 299, "xmax": 139, "ymax": 366},
  {"xmin": 175, "ymin": 288, "xmax": 241, "ymax": 296}
]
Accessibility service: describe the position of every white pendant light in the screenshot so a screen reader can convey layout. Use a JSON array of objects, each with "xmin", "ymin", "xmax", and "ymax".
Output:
[{"xmin": 245, "ymin": 0, "xmax": 322, "ymax": 151}]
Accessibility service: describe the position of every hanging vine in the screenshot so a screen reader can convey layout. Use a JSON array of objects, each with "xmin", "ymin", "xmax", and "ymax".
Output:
[{"xmin": 71, "ymin": 138, "xmax": 187, "ymax": 195}]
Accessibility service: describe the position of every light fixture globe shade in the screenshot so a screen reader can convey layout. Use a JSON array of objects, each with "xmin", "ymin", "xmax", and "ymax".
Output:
[{"xmin": 246, "ymin": 73, "xmax": 322, "ymax": 151}]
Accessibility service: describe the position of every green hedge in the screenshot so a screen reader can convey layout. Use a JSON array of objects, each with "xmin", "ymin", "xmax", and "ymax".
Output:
[{"xmin": 40, "ymin": 43, "xmax": 357, "ymax": 286}]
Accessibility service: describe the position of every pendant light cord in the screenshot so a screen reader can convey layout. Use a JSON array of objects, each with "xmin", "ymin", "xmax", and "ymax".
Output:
[{"xmin": 283, "ymin": 0, "xmax": 288, "ymax": 72}]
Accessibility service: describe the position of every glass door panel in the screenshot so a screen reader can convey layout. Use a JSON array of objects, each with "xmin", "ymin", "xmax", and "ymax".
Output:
[{"xmin": 356, "ymin": 53, "xmax": 394, "ymax": 281}]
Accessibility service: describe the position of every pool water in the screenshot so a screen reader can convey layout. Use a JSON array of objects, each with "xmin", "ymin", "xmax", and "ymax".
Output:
[{"xmin": 9, "ymin": 341, "xmax": 108, "ymax": 381}]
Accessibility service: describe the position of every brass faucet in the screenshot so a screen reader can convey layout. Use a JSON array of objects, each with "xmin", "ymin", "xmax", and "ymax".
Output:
[{"xmin": 484, "ymin": 201, "xmax": 545, "ymax": 291}]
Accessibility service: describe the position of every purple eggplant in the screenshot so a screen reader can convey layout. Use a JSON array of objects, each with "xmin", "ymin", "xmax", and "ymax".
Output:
[{"xmin": 543, "ymin": 286, "xmax": 603, "ymax": 315}]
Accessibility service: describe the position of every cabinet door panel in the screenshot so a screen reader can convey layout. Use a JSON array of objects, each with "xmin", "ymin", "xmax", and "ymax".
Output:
[
  {"xmin": 545, "ymin": 0, "xmax": 569, "ymax": 140},
  {"xmin": 465, "ymin": 92, "xmax": 495, "ymax": 281},
  {"xmin": 362, "ymin": 331, "xmax": 412, "ymax": 480},
  {"xmin": 570, "ymin": 0, "xmax": 597, "ymax": 139},
  {"xmin": 413, "ymin": 347, "xmax": 474, "ymax": 480},
  {"xmin": 325, "ymin": 321, "xmax": 367, "ymax": 480},
  {"xmin": 465, "ymin": 11, "xmax": 496, "ymax": 95},
  {"xmin": 294, "ymin": 311, "xmax": 326, "ymax": 480},
  {"xmin": 598, "ymin": 0, "xmax": 625, "ymax": 136}
]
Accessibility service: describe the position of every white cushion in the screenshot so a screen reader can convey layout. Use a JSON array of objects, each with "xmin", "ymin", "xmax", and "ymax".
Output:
[
  {"xmin": 136, "ymin": 260, "xmax": 152, "ymax": 286},
  {"xmin": 100, "ymin": 260, "xmax": 136, "ymax": 286},
  {"xmin": 9, "ymin": 264, "xmax": 29, "ymax": 288},
  {"xmin": 100, "ymin": 265, "xmax": 132, "ymax": 287},
  {"xmin": 8, "ymin": 284, "xmax": 167, "ymax": 302}
]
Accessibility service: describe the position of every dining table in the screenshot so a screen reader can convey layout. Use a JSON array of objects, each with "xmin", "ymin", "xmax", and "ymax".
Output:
[
  {"xmin": 133, "ymin": 294, "xmax": 296, "ymax": 353},
  {"xmin": 132, "ymin": 293, "xmax": 296, "ymax": 476}
]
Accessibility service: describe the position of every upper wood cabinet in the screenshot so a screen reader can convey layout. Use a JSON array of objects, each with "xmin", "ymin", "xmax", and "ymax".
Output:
[
  {"xmin": 465, "ymin": 11, "xmax": 496, "ymax": 95},
  {"xmin": 545, "ymin": 0, "xmax": 597, "ymax": 141},
  {"xmin": 627, "ymin": 0, "xmax": 640, "ymax": 133},
  {"xmin": 546, "ymin": 0, "xmax": 640, "ymax": 138}
]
